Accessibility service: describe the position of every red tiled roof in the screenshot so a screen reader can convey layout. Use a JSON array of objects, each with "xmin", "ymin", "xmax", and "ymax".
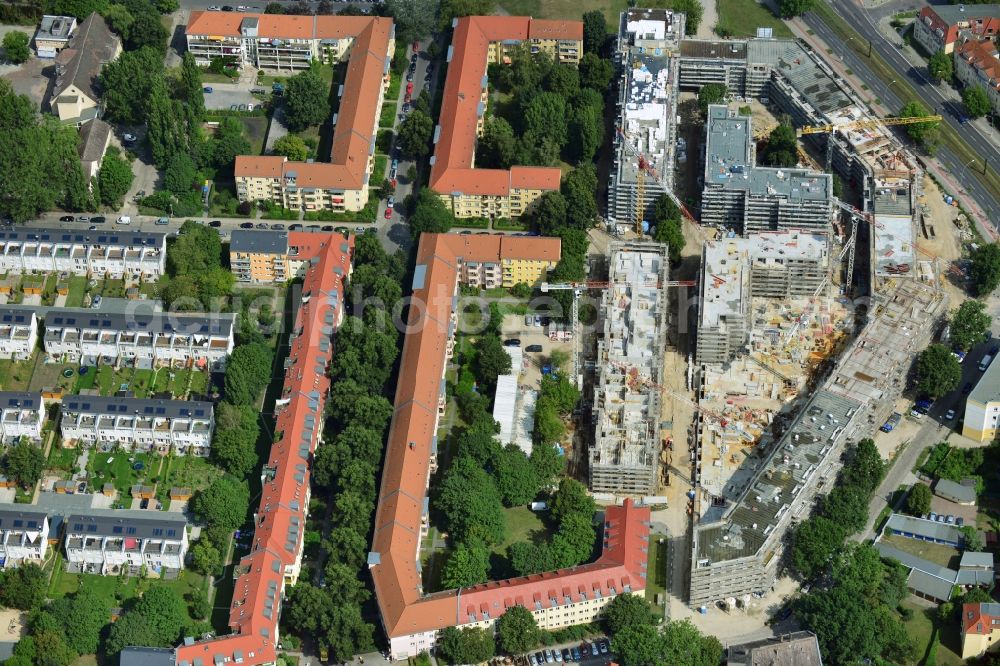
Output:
[
  {"xmin": 176, "ymin": 234, "xmax": 352, "ymax": 666},
  {"xmin": 216, "ymin": 13, "xmax": 393, "ymax": 190},
  {"xmin": 963, "ymin": 602, "xmax": 1000, "ymax": 636},
  {"xmin": 429, "ymin": 16, "xmax": 576, "ymax": 198},
  {"xmin": 957, "ymin": 39, "xmax": 1000, "ymax": 92},
  {"xmin": 370, "ymin": 232, "xmax": 649, "ymax": 641}
]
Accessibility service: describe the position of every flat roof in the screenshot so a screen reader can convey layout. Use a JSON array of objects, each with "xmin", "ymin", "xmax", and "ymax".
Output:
[
  {"xmin": 704, "ymin": 106, "xmax": 831, "ymax": 201},
  {"xmin": 746, "ymin": 40, "xmax": 851, "ymax": 115},
  {"xmin": 872, "ymin": 214, "xmax": 915, "ymax": 277},
  {"xmin": 615, "ymin": 52, "xmax": 675, "ymax": 187},
  {"xmin": 884, "ymin": 513, "xmax": 962, "ymax": 543},
  {"xmin": 37, "ymin": 15, "xmax": 76, "ymax": 40},
  {"xmin": 230, "ymin": 229, "xmax": 288, "ymax": 255},
  {"xmin": 969, "ymin": 357, "xmax": 1000, "ymax": 406}
]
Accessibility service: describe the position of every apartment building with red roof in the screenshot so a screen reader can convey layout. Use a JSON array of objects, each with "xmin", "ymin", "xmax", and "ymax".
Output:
[
  {"xmin": 961, "ymin": 602, "xmax": 1000, "ymax": 658},
  {"xmin": 185, "ymin": 12, "xmax": 394, "ymax": 213},
  {"xmin": 913, "ymin": 4, "xmax": 999, "ymax": 55},
  {"xmin": 430, "ymin": 17, "xmax": 582, "ymax": 219},
  {"xmin": 955, "ymin": 39, "xmax": 1000, "ymax": 116},
  {"xmin": 174, "ymin": 233, "xmax": 352, "ymax": 666},
  {"xmin": 368, "ymin": 232, "xmax": 650, "ymax": 660}
]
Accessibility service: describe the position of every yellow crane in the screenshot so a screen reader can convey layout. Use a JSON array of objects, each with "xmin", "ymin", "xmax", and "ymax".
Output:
[{"xmin": 798, "ymin": 115, "xmax": 943, "ymax": 135}]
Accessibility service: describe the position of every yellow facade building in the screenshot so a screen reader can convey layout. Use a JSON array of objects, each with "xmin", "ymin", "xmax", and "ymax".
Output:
[
  {"xmin": 962, "ymin": 357, "xmax": 1000, "ymax": 442},
  {"xmin": 962, "ymin": 603, "xmax": 1000, "ymax": 659}
]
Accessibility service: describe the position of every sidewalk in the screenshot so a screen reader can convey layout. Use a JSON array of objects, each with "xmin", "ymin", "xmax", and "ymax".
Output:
[{"xmin": 787, "ymin": 16, "xmax": 998, "ymax": 242}]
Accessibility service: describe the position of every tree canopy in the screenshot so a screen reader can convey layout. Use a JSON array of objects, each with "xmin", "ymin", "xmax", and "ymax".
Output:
[
  {"xmin": 4, "ymin": 441, "xmax": 45, "ymax": 489},
  {"xmin": 272, "ymin": 134, "xmax": 310, "ymax": 161},
  {"xmin": 963, "ymin": 85, "xmax": 991, "ymax": 118},
  {"xmin": 437, "ymin": 626, "xmax": 496, "ymax": 665},
  {"xmin": 905, "ymin": 482, "xmax": 932, "ymax": 516},
  {"xmin": 211, "ymin": 403, "xmax": 260, "ymax": 478},
  {"xmin": 602, "ymin": 591, "xmax": 659, "ymax": 636},
  {"xmin": 916, "ymin": 343, "xmax": 962, "ymax": 398},
  {"xmin": 496, "ymin": 605, "xmax": 541, "ymax": 654},
  {"xmin": 612, "ymin": 619, "xmax": 723, "ymax": 666},
  {"xmin": 950, "ymin": 299, "xmax": 992, "ymax": 351},
  {"xmin": 2, "ymin": 31, "xmax": 30, "ymax": 64},
  {"xmin": 97, "ymin": 147, "xmax": 134, "ymax": 207},
  {"xmin": 927, "ymin": 50, "xmax": 952, "ymax": 83},
  {"xmin": 759, "ymin": 122, "xmax": 798, "ymax": 168},
  {"xmin": 698, "ymin": 83, "xmax": 728, "ymax": 114},
  {"xmin": 106, "ymin": 587, "xmax": 187, "ymax": 655},
  {"xmin": 397, "ymin": 109, "xmax": 434, "ymax": 159},
  {"xmin": 898, "ymin": 101, "xmax": 940, "ymax": 151},
  {"xmin": 440, "ymin": 540, "xmax": 490, "ymax": 589},
  {"xmin": 778, "ymin": 0, "xmax": 815, "ymax": 18},
  {"xmin": 192, "ymin": 475, "xmax": 249, "ymax": 532},
  {"xmin": 284, "ymin": 67, "xmax": 329, "ymax": 132},
  {"xmin": 970, "ymin": 242, "xmax": 1000, "ymax": 296}
]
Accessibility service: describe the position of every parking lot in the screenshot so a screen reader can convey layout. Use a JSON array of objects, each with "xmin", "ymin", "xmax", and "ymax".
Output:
[
  {"xmin": 516, "ymin": 640, "xmax": 614, "ymax": 666},
  {"xmin": 202, "ymin": 82, "xmax": 260, "ymax": 110}
]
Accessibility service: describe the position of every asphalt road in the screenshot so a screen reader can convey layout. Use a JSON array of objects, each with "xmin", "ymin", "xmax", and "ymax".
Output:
[
  {"xmin": 858, "ymin": 314, "xmax": 1000, "ymax": 541},
  {"xmin": 802, "ymin": 0, "xmax": 1000, "ymax": 227}
]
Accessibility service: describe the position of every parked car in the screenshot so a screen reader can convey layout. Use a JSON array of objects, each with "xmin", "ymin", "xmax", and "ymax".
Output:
[
  {"xmin": 208, "ymin": 4, "xmax": 221, "ymax": 9},
  {"xmin": 544, "ymin": 650, "xmax": 553, "ymax": 663},
  {"xmin": 240, "ymin": 222, "xmax": 254, "ymax": 229},
  {"xmin": 203, "ymin": 86, "xmax": 214, "ymax": 93},
  {"xmin": 155, "ymin": 217, "xmax": 169, "ymax": 225},
  {"xmin": 944, "ymin": 409, "xmax": 956, "ymax": 421},
  {"xmin": 525, "ymin": 344, "xmax": 543, "ymax": 353},
  {"xmin": 561, "ymin": 649, "xmax": 571, "ymax": 662},
  {"xmin": 322, "ymin": 225, "xmax": 334, "ymax": 231},
  {"xmin": 387, "ymin": 196, "xmax": 395, "ymax": 207},
  {"xmin": 289, "ymin": 224, "xmax": 302, "ymax": 231},
  {"xmin": 270, "ymin": 223, "xmax": 285, "ymax": 230},
  {"xmin": 140, "ymin": 498, "xmax": 149, "ymax": 509},
  {"xmin": 529, "ymin": 656, "xmax": 538, "ymax": 666},
  {"xmin": 554, "ymin": 649, "xmax": 562, "ymax": 662},
  {"xmin": 123, "ymin": 133, "xmax": 137, "ymax": 144},
  {"xmin": 221, "ymin": 5, "xmax": 234, "ymax": 11},
  {"xmin": 599, "ymin": 641, "xmax": 608, "ymax": 654},
  {"xmin": 571, "ymin": 648, "xmax": 581, "ymax": 661},
  {"xmin": 91, "ymin": 216, "xmax": 106, "ymax": 224},
  {"xmin": 256, "ymin": 223, "xmax": 268, "ymax": 229},
  {"xmin": 504, "ymin": 339, "xmax": 521, "ymax": 347},
  {"xmin": 590, "ymin": 644, "xmax": 599, "ymax": 657},
  {"xmin": 59, "ymin": 215, "xmax": 74, "ymax": 222},
  {"xmin": 209, "ymin": 220, "xmax": 222, "ymax": 228}
]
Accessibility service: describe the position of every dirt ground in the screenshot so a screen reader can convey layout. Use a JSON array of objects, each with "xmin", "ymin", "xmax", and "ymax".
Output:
[
  {"xmin": 0, "ymin": 609, "xmax": 26, "ymax": 642},
  {"xmin": 499, "ymin": 314, "xmax": 573, "ymax": 390},
  {"xmin": 0, "ymin": 53, "xmax": 51, "ymax": 110},
  {"xmin": 917, "ymin": 175, "xmax": 973, "ymax": 307}
]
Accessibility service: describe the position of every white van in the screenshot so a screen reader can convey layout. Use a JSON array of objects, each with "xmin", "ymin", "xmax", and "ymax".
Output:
[{"xmin": 117, "ymin": 216, "xmax": 132, "ymax": 225}]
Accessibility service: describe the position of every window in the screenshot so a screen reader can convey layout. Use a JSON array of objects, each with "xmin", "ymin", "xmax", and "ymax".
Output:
[
  {"xmin": 73, "ymin": 523, "xmax": 83, "ymax": 531},
  {"xmin": 87, "ymin": 525, "xmax": 97, "ymax": 532},
  {"xmin": 126, "ymin": 527, "xmax": 136, "ymax": 535},
  {"xmin": 152, "ymin": 528, "xmax": 163, "ymax": 536},
  {"xmin": 167, "ymin": 529, "xmax": 176, "ymax": 537},
  {"xmin": 113, "ymin": 526, "xmax": 123, "ymax": 534}
]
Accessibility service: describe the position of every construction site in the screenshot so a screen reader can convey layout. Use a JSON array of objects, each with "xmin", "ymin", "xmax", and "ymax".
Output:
[{"xmin": 589, "ymin": 242, "xmax": 671, "ymax": 496}]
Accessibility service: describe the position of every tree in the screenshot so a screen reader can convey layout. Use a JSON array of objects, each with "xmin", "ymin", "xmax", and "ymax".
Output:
[
  {"xmin": 899, "ymin": 101, "xmax": 940, "ymax": 149},
  {"xmin": 156, "ymin": 0, "xmax": 180, "ymax": 13},
  {"xmin": 397, "ymin": 109, "xmax": 434, "ymax": 159},
  {"xmin": 916, "ymin": 344, "xmax": 962, "ymax": 398},
  {"xmin": 284, "ymin": 69, "xmax": 329, "ymax": 132},
  {"xmin": 384, "ymin": 0, "xmax": 437, "ymax": 45},
  {"xmin": 582, "ymin": 10, "xmax": 608, "ymax": 54},
  {"xmin": 211, "ymin": 117, "xmax": 251, "ymax": 171},
  {"xmin": 284, "ymin": 583, "xmax": 334, "ymax": 636},
  {"xmin": 180, "ymin": 52, "xmax": 205, "ymax": 121},
  {"xmin": 778, "ymin": 0, "xmax": 814, "ymax": 18},
  {"xmin": 2, "ymin": 31, "xmax": 30, "ymax": 64},
  {"xmin": 474, "ymin": 334, "xmax": 512, "ymax": 388},
  {"xmin": 125, "ymin": 9, "xmax": 169, "ymax": 53},
  {"xmin": 4, "ymin": 441, "xmax": 44, "ymax": 489},
  {"xmin": 440, "ymin": 0, "xmax": 493, "ymax": 25},
  {"xmin": 532, "ymin": 191, "xmax": 568, "ymax": 235},
  {"xmin": 551, "ymin": 478, "xmax": 595, "ymax": 522},
  {"xmin": 212, "ymin": 404, "xmax": 259, "ymax": 477},
  {"xmin": 659, "ymin": 619, "xmax": 724, "ymax": 666},
  {"xmin": 190, "ymin": 537, "xmax": 223, "ymax": 576},
  {"xmin": 434, "ymin": 456, "xmax": 506, "ymax": 546},
  {"xmin": 529, "ymin": 440, "xmax": 564, "ymax": 482},
  {"xmin": 163, "ymin": 152, "xmax": 198, "ymax": 196},
  {"xmin": 602, "ymin": 593, "xmax": 658, "ymax": 636},
  {"xmin": 698, "ymin": 83, "xmax": 728, "ymax": 114},
  {"xmin": 493, "ymin": 444, "xmax": 540, "ymax": 507},
  {"xmin": 0, "ymin": 563, "xmax": 46, "ymax": 610},
  {"xmin": 524, "ymin": 92, "xmax": 568, "ymax": 151},
  {"xmin": 101, "ymin": 47, "xmax": 162, "ymax": 125},
  {"xmin": 791, "ymin": 516, "xmax": 846, "ymax": 579},
  {"xmin": 971, "ymin": 242, "xmax": 1000, "ymax": 297},
  {"xmin": 843, "ymin": 438, "xmax": 885, "ymax": 495},
  {"xmin": 905, "ymin": 482, "xmax": 932, "ymax": 517},
  {"xmin": 33, "ymin": 630, "xmax": 76, "ymax": 666},
  {"xmin": 264, "ymin": 2, "xmax": 283, "ymax": 12},
  {"xmin": 97, "ymin": 148, "xmax": 134, "ymax": 206},
  {"xmin": 562, "ymin": 164, "xmax": 598, "ymax": 228},
  {"xmin": 928, "ymin": 50, "xmax": 952, "ymax": 83},
  {"xmin": 437, "ymin": 627, "xmax": 496, "ymax": 666},
  {"xmin": 272, "ymin": 134, "xmax": 309, "ymax": 161},
  {"xmin": 963, "ymin": 85, "xmax": 991, "ymax": 118},
  {"xmin": 192, "ymin": 475, "xmax": 249, "ymax": 531},
  {"xmin": 961, "ymin": 525, "xmax": 986, "ymax": 552},
  {"xmin": 569, "ymin": 104, "xmax": 603, "ymax": 164},
  {"xmin": 146, "ymin": 77, "xmax": 189, "ymax": 168},
  {"xmin": 106, "ymin": 587, "xmax": 187, "ymax": 655},
  {"xmin": 822, "ymin": 484, "xmax": 871, "ymax": 534},
  {"xmin": 579, "ymin": 52, "xmax": 613, "ymax": 93},
  {"xmin": 61, "ymin": 590, "xmax": 110, "ymax": 655},
  {"xmin": 759, "ymin": 123, "xmax": 798, "ymax": 168},
  {"xmin": 950, "ymin": 300, "xmax": 992, "ymax": 351},
  {"xmin": 102, "ymin": 4, "xmax": 135, "ymax": 37},
  {"xmin": 496, "ymin": 605, "xmax": 541, "ymax": 654},
  {"xmin": 440, "ymin": 540, "xmax": 490, "ymax": 589},
  {"xmin": 551, "ymin": 512, "xmax": 596, "ymax": 567},
  {"xmin": 611, "ymin": 625, "xmax": 662, "ymax": 666},
  {"xmin": 224, "ymin": 342, "xmax": 273, "ymax": 405},
  {"xmin": 478, "ymin": 116, "xmax": 517, "ymax": 169},
  {"xmin": 544, "ymin": 65, "xmax": 580, "ymax": 99}
]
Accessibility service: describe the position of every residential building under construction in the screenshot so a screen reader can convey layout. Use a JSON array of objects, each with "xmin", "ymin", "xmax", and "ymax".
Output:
[
  {"xmin": 696, "ymin": 231, "xmax": 830, "ymax": 364},
  {"xmin": 607, "ymin": 8, "xmax": 684, "ymax": 228},
  {"xmin": 590, "ymin": 242, "xmax": 669, "ymax": 495},
  {"xmin": 701, "ymin": 105, "xmax": 834, "ymax": 235},
  {"xmin": 689, "ymin": 279, "xmax": 946, "ymax": 606}
]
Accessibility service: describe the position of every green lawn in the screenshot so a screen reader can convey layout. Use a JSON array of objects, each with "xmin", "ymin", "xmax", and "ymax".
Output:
[
  {"xmin": 645, "ymin": 537, "xmax": 667, "ymax": 611},
  {"xmin": 492, "ymin": 506, "xmax": 549, "ymax": 556},
  {"xmin": 72, "ymin": 367, "xmax": 98, "ymax": 393},
  {"xmin": 379, "ymin": 102, "xmax": 398, "ymax": 129},
  {"xmin": 373, "ymin": 154, "xmax": 388, "ymax": 181},
  {"xmin": 881, "ymin": 533, "xmax": 960, "ymax": 569},
  {"xmin": 49, "ymin": 566, "xmax": 207, "ymax": 613},
  {"xmin": 901, "ymin": 600, "xmax": 964, "ymax": 666},
  {"xmin": 0, "ymin": 357, "xmax": 35, "ymax": 392},
  {"xmin": 498, "ymin": 0, "xmax": 628, "ymax": 25},
  {"xmin": 47, "ymin": 444, "xmax": 79, "ymax": 474},
  {"xmin": 240, "ymin": 116, "xmax": 269, "ymax": 155},
  {"xmin": 87, "ymin": 450, "xmax": 158, "ymax": 496},
  {"xmin": 716, "ymin": 0, "xmax": 794, "ymax": 38}
]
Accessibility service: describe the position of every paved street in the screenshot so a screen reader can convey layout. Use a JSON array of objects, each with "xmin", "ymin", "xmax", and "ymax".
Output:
[{"xmin": 796, "ymin": 0, "xmax": 1000, "ymax": 232}]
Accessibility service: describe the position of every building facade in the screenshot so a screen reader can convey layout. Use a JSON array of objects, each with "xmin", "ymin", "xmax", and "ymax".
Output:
[
  {"xmin": 59, "ymin": 396, "xmax": 215, "ymax": 455},
  {"xmin": 429, "ymin": 17, "xmax": 581, "ymax": 218},
  {"xmin": 43, "ymin": 310, "xmax": 234, "ymax": 368},
  {"xmin": 913, "ymin": 5, "xmax": 1000, "ymax": 55},
  {"xmin": 188, "ymin": 13, "xmax": 395, "ymax": 214},
  {"xmin": 962, "ymin": 602, "xmax": 1000, "ymax": 659},
  {"xmin": 0, "ymin": 508, "xmax": 50, "ymax": 568},
  {"xmin": 0, "ymin": 308, "xmax": 38, "ymax": 361},
  {"xmin": 0, "ymin": 228, "xmax": 166, "ymax": 279},
  {"xmin": 954, "ymin": 39, "xmax": 1000, "ymax": 115},
  {"xmin": 34, "ymin": 15, "xmax": 77, "ymax": 58},
  {"xmin": 0, "ymin": 392, "xmax": 45, "ymax": 445},
  {"xmin": 963, "ymin": 357, "xmax": 1000, "ymax": 442},
  {"xmin": 229, "ymin": 230, "xmax": 352, "ymax": 284},
  {"xmin": 63, "ymin": 511, "xmax": 188, "ymax": 576},
  {"xmin": 451, "ymin": 236, "xmax": 561, "ymax": 289}
]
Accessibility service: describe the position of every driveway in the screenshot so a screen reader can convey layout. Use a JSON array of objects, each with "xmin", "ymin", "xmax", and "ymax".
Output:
[
  {"xmin": 203, "ymin": 83, "xmax": 259, "ymax": 110},
  {"xmin": 0, "ymin": 53, "xmax": 51, "ymax": 110}
]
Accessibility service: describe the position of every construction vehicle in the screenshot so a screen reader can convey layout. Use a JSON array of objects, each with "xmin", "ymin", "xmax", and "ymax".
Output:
[{"xmin": 614, "ymin": 126, "xmax": 697, "ymax": 234}]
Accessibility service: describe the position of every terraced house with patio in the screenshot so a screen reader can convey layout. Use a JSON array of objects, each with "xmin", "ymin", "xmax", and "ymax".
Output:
[
  {"xmin": 0, "ymin": 228, "xmax": 166, "ymax": 279},
  {"xmin": 63, "ymin": 510, "xmax": 188, "ymax": 576},
  {"xmin": 42, "ymin": 310, "xmax": 235, "ymax": 369},
  {"xmin": 59, "ymin": 396, "xmax": 214, "ymax": 456},
  {"xmin": 0, "ymin": 392, "xmax": 46, "ymax": 445},
  {"xmin": 0, "ymin": 307, "xmax": 38, "ymax": 361},
  {"xmin": 185, "ymin": 12, "xmax": 396, "ymax": 213},
  {"xmin": 0, "ymin": 507, "xmax": 51, "ymax": 569},
  {"xmin": 429, "ymin": 16, "xmax": 583, "ymax": 219}
]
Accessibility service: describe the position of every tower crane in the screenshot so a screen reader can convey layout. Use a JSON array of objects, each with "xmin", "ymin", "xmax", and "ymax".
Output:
[
  {"xmin": 615, "ymin": 126, "xmax": 697, "ymax": 234},
  {"xmin": 797, "ymin": 115, "xmax": 944, "ymax": 136}
]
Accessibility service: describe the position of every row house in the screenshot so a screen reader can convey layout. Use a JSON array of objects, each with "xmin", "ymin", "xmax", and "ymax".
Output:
[
  {"xmin": 453, "ymin": 235, "xmax": 562, "ymax": 289},
  {"xmin": 0, "ymin": 307, "xmax": 38, "ymax": 361},
  {"xmin": 955, "ymin": 39, "xmax": 1000, "ymax": 115},
  {"xmin": 0, "ymin": 392, "xmax": 46, "ymax": 445},
  {"xmin": 63, "ymin": 511, "xmax": 188, "ymax": 576},
  {"xmin": 229, "ymin": 230, "xmax": 351, "ymax": 284},
  {"xmin": 43, "ymin": 310, "xmax": 235, "ymax": 369},
  {"xmin": 0, "ymin": 508, "xmax": 50, "ymax": 568},
  {"xmin": 60, "ymin": 396, "xmax": 214, "ymax": 456},
  {"xmin": 913, "ymin": 4, "xmax": 1000, "ymax": 55},
  {"xmin": 0, "ymin": 228, "xmax": 166, "ymax": 279}
]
